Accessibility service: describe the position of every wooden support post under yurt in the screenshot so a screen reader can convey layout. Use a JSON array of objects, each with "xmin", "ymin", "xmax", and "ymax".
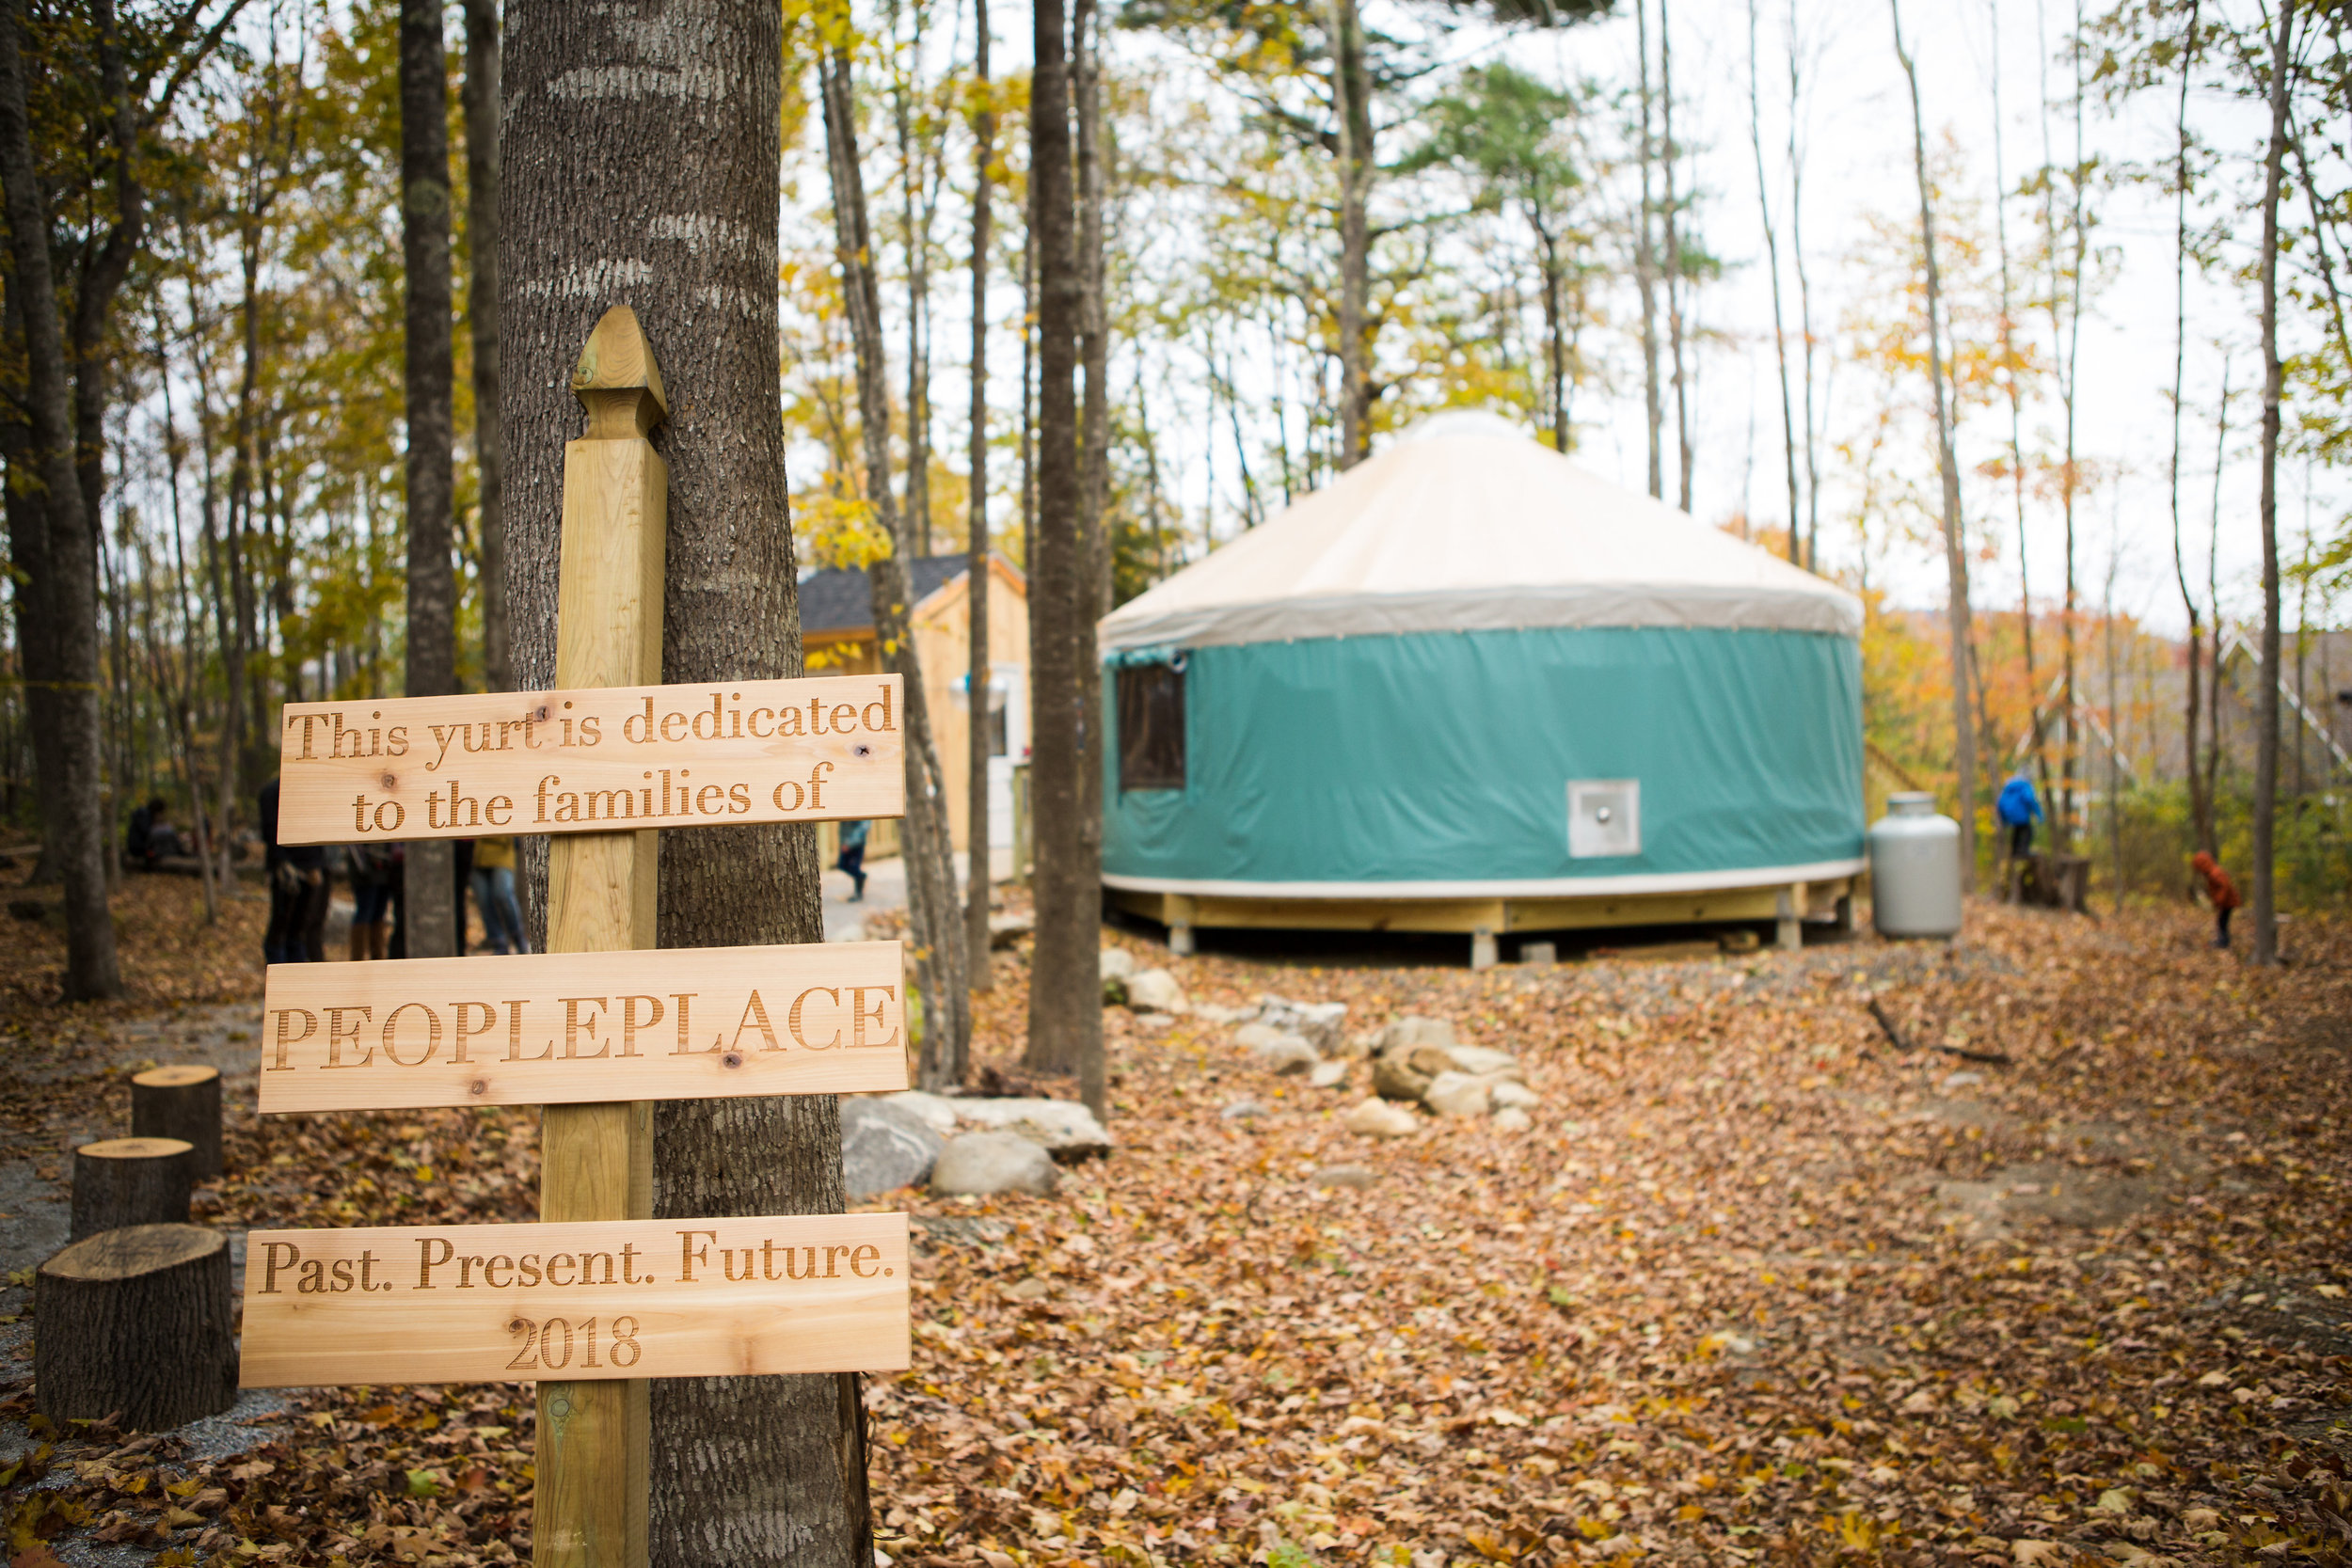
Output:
[{"xmin": 1096, "ymin": 412, "xmax": 1867, "ymax": 965}]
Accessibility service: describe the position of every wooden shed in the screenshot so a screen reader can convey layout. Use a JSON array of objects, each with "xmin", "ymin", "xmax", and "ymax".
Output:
[{"xmin": 800, "ymin": 554, "xmax": 1028, "ymax": 878}]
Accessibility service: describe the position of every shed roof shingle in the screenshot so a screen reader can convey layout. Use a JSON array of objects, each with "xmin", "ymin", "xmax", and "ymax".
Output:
[{"xmin": 799, "ymin": 554, "xmax": 977, "ymax": 636}]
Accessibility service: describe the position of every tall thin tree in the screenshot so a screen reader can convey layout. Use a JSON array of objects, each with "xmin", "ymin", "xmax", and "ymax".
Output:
[
  {"xmin": 2252, "ymin": 0, "xmax": 2294, "ymax": 964},
  {"xmin": 1747, "ymin": 0, "xmax": 1800, "ymax": 563},
  {"xmin": 463, "ymin": 0, "xmax": 506, "ymax": 691},
  {"xmin": 1893, "ymin": 0, "xmax": 1980, "ymax": 889},
  {"xmin": 1025, "ymin": 0, "xmax": 1105, "ymax": 1115},
  {"xmin": 400, "ymin": 0, "xmax": 457, "ymax": 958},
  {"xmin": 967, "ymin": 0, "xmax": 996, "ymax": 993},
  {"xmin": 2168, "ymin": 0, "xmax": 2211, "ymax": 853}
]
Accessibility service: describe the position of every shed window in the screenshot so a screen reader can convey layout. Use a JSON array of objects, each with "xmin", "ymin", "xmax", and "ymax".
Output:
[{"xmin": 1117, "ymin": 662, "xmax": 1186, "ymax": 791}]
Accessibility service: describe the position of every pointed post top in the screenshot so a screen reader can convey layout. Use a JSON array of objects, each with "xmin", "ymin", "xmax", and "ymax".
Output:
[{"xmin": 572, "ymin": 306, "xmax": 669, "ymax": 439}]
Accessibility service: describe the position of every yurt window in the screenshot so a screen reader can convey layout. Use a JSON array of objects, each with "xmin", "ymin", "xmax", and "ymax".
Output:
[{"xmin": 1117, "ymin": 662, "xmax": 1186, "ymax": 791}]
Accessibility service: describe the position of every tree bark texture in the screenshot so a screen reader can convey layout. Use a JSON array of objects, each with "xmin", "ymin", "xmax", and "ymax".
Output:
[
  {"xmin": 131, "ymin": 1064, "xmax": 223, "ymax": 1180},
  {"xmin": 402, "ymin": 0, "xmax": 459, "ymax": 959},
  {"xmin": 0, "ymin": 0, "xmax": 121, "ymax": 1000},
  {"xmin": 1073, "ymin": 0, "xmax": 1109, "ymax": 1084},
  {"xmin": 70, "ymin": 1138, "xmax": 193, "ymax": 1241},
  {"xmin": 1633, "ymin": 0, "xmax": 1662, "ymax": 499},
  {"xmin": 501, "ymin": 6, "xmax": 864, "ymax": 1563},
  {"xmin": 1025, "ymin": 0, "xmax": 1104, "ymax": 1107},
  {"xmin": 1330, "ymin": 0, "xmax": 1372, "ymax": 468},
  {"xmin": 818, "ymin": 41, "xmax": 971, "ymax": 1091},
  {"xmin": 2254, "ymin": 0, "xmax": 2292, "ymax": 965},
  {"xmin": 35, "ymin": 1224, "xmax": 235, "ymax": 1431},
  {"xmin": 967, "ymin": 0, "xmax": 996, "ymax": 993},
  {"xmin": 1893, "ymin": 0, "xmax": 1978, "ymax": 891},
  {"xmin": 465, "ymin": 0, "xmax": 508, "ymax": 692}
]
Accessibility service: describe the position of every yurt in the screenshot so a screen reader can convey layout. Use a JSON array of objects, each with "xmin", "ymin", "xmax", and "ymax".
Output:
[{"xmin": 1096, "ymin": 412, "xmax": 1867, "ymax": 963}]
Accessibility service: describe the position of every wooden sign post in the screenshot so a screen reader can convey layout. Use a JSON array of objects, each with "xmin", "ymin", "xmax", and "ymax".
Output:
[
  {"xmin": 259, "ymin": 309, "xmax": 911, "ymax": 1568},
  {"xmin": 541, "ymin": 308, "xmax": 664, "ymax": 1568}
]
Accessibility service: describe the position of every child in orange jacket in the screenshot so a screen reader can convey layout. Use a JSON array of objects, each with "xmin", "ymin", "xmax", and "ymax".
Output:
[{"xmin": 2191, "ymin": 851, "xmax": 2240, "ymax": 949}]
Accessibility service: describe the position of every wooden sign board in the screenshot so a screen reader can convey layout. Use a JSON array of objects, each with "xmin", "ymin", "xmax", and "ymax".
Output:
[
  {"xmin": 273, "ymin": 675, "xmax": 904, "ymax": 847},
  {"xmin": 260, "ymin": 942, "xmax": 908, "ymax": 1114},
  {"xmin": 239, "ymin": 1213, "xmax": 909, "ymax": 1387}
]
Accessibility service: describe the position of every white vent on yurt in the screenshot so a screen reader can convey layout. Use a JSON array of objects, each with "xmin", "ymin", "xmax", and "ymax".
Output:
[{"xmin": 1567, "ymin": 780, "xmax": 1641, "ymax": 859}]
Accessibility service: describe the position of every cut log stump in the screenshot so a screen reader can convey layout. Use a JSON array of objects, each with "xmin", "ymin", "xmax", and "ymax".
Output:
[
  {"xmin": 71, "ymin": 1137, "xmax": 193, "ymax": 1240},
  {"xmin": 35, "ymin": 1224, "xmax": 237, "ymax": 1430},
  {"xmin": 132, "ymin": 1065, "xmax": 221, "ymax": 1180}
]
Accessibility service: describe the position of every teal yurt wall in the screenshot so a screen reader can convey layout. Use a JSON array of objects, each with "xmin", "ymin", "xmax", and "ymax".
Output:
[{"xmin": 1098, "ymin": 413, "xmax": 1867, "ymax": 902}]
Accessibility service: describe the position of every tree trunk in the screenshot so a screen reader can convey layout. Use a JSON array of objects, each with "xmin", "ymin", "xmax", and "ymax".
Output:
[
  {"xmin": 1025, "ymin": 0, "xmax": 1104, "ymax": 1112},
  {"xmin": 2253, "ymin": 0, "xmax": 2293, "ymax": 965},
  {"xmin": 464, "ymin": 0, "xmax": 507, "ymax": 692},
  {"xmin": 1787, "ymin": 17, "xmax": 1820, "ymax": 565},
  {"xmin": 894, "ymin": 0, "xmax": 935, "ymax": 558},
  {"xmin": 1330, "ymin": 0, "xmax": 1373, "ymax": 469},
  {"xmin": 501, "ymin": 5, "xmax": 866, "ymax": 1563},
  {"xmin": 1893, "ymin": 0, "xmax": 1978, "ymax": 893},
  {"xmin": 1073, "ymin": 0, "xmax": 1109, "ymax": 1056},
  {"xmin": 401, "ymin": 0, "xmax": 458, "ymax": 960},
  {"xmin": 36, "ymin": 1225, "xmax": 236, "ymax": 1431},
  {"xmin": 1661, "ymin": 0, "xmax": 1691, "ymax": 512},
  {"xmin": 132, "ymin": 1064, "xmax": 223, "ymax": 1180},
  {"xmin": 1634, "ymin": 0, "xmax": 1662, "ymax": 499},
  {"xmin": 1747, "ymin": 0, "xmax": 1800, "ymax": 563},
  {"xmin": 70, "ymin": 1138, "xmax": 192, "ymax": 1241},
  {"xmin": 818, "ymin": 42, "xmax": 971, "ymax": 1094},
  {"xmin": 0, "ymin": 0, "xmax": 121, "ymax": 1000},
  {"xmin": 2169, "ymin": 0, "xmax": 2211, "ymax": 853},
  {"xmin": 968, "ymin": 0, "xmax": 996, "ymax": 994}
]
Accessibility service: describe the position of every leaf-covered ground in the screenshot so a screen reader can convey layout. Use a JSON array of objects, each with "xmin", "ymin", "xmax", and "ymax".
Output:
[{"xmin": 3, "ymin": 865, "xmax": 2347, "ymax": 1567}]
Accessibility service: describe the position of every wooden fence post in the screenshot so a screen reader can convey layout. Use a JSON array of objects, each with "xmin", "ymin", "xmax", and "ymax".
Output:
[{"xmin": 536, "ymin": 307, "xmax": 666, "ymax": 1568}]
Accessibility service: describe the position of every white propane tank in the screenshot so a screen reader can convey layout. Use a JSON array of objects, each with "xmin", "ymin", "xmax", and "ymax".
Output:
[{"xmin": 1867, "ymin": 792, "xmax": 1963, "ymax": 939}]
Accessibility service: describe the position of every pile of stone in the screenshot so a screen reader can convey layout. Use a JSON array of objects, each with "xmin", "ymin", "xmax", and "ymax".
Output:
[
  {"xmin": 1100, "ymin": 947, "xmax": 1189, "ymax": 1015},
  {"xmin": 840, "ymin": 1090, "xmax": 1112, "ymax": 1201},
  {"xmin": 1227, "ymin": 994, "xmax": 1353, "ymax": 1088},
  {"xmin": 1340, "ymin": 1015, "xmax": 1541, "ymax": 1136}
]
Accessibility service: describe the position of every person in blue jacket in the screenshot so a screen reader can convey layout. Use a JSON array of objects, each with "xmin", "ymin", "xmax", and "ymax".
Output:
[{"xmin": 1995, "ymin": 770, "xmax": 2043, "ymax": 860}]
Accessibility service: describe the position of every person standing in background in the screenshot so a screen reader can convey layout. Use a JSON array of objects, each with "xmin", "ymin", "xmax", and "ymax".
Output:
[
  {"xmin": 260, "ymin": 779, "xmax": 327, "ymax": 962},
  {"xmin": 2191, "ymin": 851, "xmax": 2241, "ymax": 950},
  {"xmin": 835, "ymin": 818, "xmax": 870, "ymax": 903},
  {"xmin": 470, "ymin": 834, "xmax": 528, "ymax": 955},
  {"xmin": 1995, "ymin": 770, "xmax": 2042, "ymax": 902},
  {"xmin": 346, "ymin": 840, "xmax": 395, "ymax": 959}
]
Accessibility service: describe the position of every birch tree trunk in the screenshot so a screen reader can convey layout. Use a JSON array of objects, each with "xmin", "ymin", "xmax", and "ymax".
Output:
[
  {"xmin": 968, "ymin": 0, "xmax": 996, "ymax": 992},
  {"xmin": 400, "ymin": 0, "xmax": 458, "ymax": 959},
  {"xmin": 463, "ymin": 0, "xmax": 507, "ymax": 692},
  {"xmin": 1893, "ymin": 0, "xmax": 1978, "ymax": 892},
  {"xmin": 818, "ymin": 40, "xmax": 972, "ymax": 1092},
  {"xmin": 0, "ymin": 0, "xmax": 121, "ymax": 1000},
  {"xmin": 1025, "ymin": 0, "xmax": 1104, "ymax": 1112},
  {"xmin": 501, "ymin": 6, "xmax": 867, "ymax": 1562},
  {"xmin": 2253, "ymin": 0, "xmax": 2293, "ymax": 965}
]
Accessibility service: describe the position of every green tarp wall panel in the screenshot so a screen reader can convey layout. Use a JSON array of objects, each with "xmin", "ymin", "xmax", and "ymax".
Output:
[{"xmin": 1102, "ymin": 626, "xmax": 1863, "ymax": 886}]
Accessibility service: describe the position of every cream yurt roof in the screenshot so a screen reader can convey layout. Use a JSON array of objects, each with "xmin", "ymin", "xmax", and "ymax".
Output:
[{"xmin": 1098, "ymin": 410, "xmax": 1861, "ymax": 652}]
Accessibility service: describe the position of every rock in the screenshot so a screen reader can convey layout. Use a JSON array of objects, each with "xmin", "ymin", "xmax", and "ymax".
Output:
[
  {"xmin": 947, "ymin": 1097, "xmax": 1113, "ymax": 1160},
  {"xmin": 1195, "ymin": 1003, "xmax": 1257, "ymax": 1024},
  {"xmin": 1101, "ymin": 948, "xmax": 1137, "ymax": 982},
  {"xmin": 1489, "ymin": 1079, "xmax": 1541, "ymax": 1110},
  {"xmin": 988, "ymin": 911, "xmax": 1035, "ymax": 949},
  {"xmin": 1343, "ymin": 1098, "xmax": 1420, "ymax": 1138},
  {"xmin": 1312, "ymin": 1164, "xmax": 1379, "ymax": 1190},
  {"xmin": 1232, "ymin": 1022, "xmax": 1287, "ymax": 1050},
  {"xmin": 1126, "ymin": 968, "xmax": 1189, "ymax": 1014},
  {"xmin": 881, "ymin": 1090, "xmax": 962, "ymax": 1134},
  {"xmin": 1422, "ymin": 1070, "xmax": 1493, "ymax": 1117},
  {"xmin": 1004, "ymin": 1276, "xmax": 1052, "ymax": 1302},
  {"xmin": 1518, "ymin": 941, "xmax": 1557, "ymax": 965},
  {"xmin": 1337, "ymin": 1030, "xmax": 1379, "ymax": 1060},
  {"xmin": 1492, "ymin": 1106, "xmax": 1533, "ymax": 1132},
  {"xmin": 1219, "ymin": 1100, "xmax": 1266, "ymax": 1120},
  {"xmin": 1376, "ymin": 1016, "xmax": 1457, "ymax": 1053},
  {"xmin": 1250, "ymin": 1033, "xmax": 1320, "ymax": 1075},
  {"xmin": 1372, "ymin": 1045, "xmax": 1454, "ymax": 1102},
  {"xmin": 840, "ymin": 1098, "xmax": 946, "ymax": 1198},
  {"xmin": 930, "ymin": 1132, "xmax": 1059, "ymax": 1196},
  {"xmin": 1446, "ymin": 1046, "xmax": 1524, "ymax": 1080},
  {"xmin": 1259, "ymin": 997, "xmax": 1348, "ymax": 1053},
  {"xmin": 1308, "ymin": 1059, "xmax": 1349, "ymax": 1089}
]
